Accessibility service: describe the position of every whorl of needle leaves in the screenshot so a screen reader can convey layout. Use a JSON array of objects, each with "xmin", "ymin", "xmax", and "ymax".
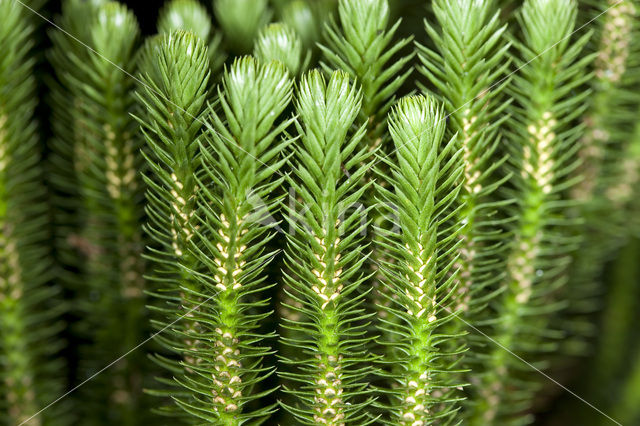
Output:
[
  {"xmin": 279, "ymin": 70, "xmax": 377, "ymax": 425},
  {"xmin": 61, "ymin": 2, "xmax": 149, "ymax": 424},
  {"xmin": 181, "ymin": 55, "xmax": 294, "ymax": 422},
  {"xmin": 138, "ymin": 32, "xmax": 295, "ymax": 420},
  {"xmin": 375, "ymin": 95, "xmax": 464, "ymax": 425}
]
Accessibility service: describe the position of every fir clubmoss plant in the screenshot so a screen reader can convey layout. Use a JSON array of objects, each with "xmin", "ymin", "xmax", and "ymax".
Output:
[
  {"xmin": 3, "ymin": 0, "xmax": 640, "ymax": 424},
  {"xmin": 375, "ymin": 95, "xmax": 464, "ymax": 425},
  {"xmin": 468, "ymin": 0, "xmax": 593, "ymax": 423},
  {"xmin": 181, "ymin": 56, "xmax": 294, "ymax": 422},
  {"xmin": 47, "ymin": 0, "xmax": 106, "ymax": 335},
  {"xmin": 279, "ymin": 70, "xmax": 376, "ymax": 425},
  {"xmin": 158, "ymin": 0, "xmax": 225, "ymax": 74},
  {"xmin": 138, "ymin": 31, "xmax": 295, "ymax": 420},
  {"xmin": 319, "ymin": 0, "xmax": 413, "ymax": 355},
  {"xmin": 254, "ymin": 23, "xmax": 307, "ymax": 76},
  {"xmin": 572, "ymin": 0, "xmax": 637, "ymax": 204},
  {"xmin": 135, "ymin": 30, "xmax": 211, "ymax": 419},
  {"xmin": 0, "ymin": 0, "xmax": 66, "ymax": 424},
  {"xmin": 55, "ymin": 3, "xmax": 150, "ymax": 424},
  {"xmin": 158, "ymin": 0, "xmax": 211, "ymax": 42},
  {"xmin": 417, "ymin": 0, "xmax": 511, "ymax": 336},
  {"xmin": 321, "ymin": 0, "xmax": 413, "ymax": 149},
  {"xmin": 564, "ymin": 0, "xmax": 640, "ymax": 355},
  {"xmin": 279, "ymin": 0, "xmax": 334, "ymax": 52}
]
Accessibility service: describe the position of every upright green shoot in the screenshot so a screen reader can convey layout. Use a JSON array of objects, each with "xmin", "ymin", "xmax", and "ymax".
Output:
[
  {"xmin": 468, "ymin": 1, "xmax": 592, "ymax": 423},
  {"xmin": 0, "ymin": 0, "xmax": 67, "ymax": 424},
  {"xmin": 375, "ymin": 95, "xmax": 465, "ymax": 425},
  {"xmin": 279, "ymin": 70, "xmax": 376, "ymax": 425}
]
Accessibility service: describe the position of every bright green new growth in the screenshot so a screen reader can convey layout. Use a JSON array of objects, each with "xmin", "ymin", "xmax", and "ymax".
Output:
[
  {"xmin": 158, "ymin": 0, "xmax": 224, "ymax": 73},
  {"xmin": 375, "ymin": 95, "xmax": 464, "ymax": 425},
  {"xmin": 469, "ymin": 0, "xmax": 592, "ymax": 423},
  {"xmin": 319, "ymin": 0, "xmax": 414, "ymax": 353},
  {"xmin": 279, "ymin": 70, "xmax": 375, "ymax": 425},
  {"xmin": 321, "ymin": 0, "xmax": 413, "ymax": 146},
  {"xmin": 135, "ymin": 30, "xmax": 210, "ymax": 418},
  {"xmin": 0, "ymin": 0, "xmax": 65, "ymax": 425},
  {"xmin": 254, "ymin": 23, "xmax": 306, "ymax": 76},
  {"xmin": 214, "ymin": 0, "xmax": 271, "ymax": 54},
  {"xmin": 177, "ymin": 56, "xmax": 294, "ymax": 423},
  {"xmin": 418, "ymin": 0, "xmax": 510, "ymax": 326},
  {"xmin": 3, "ymin": 0, "xmax": 639, "ymax": 424}
]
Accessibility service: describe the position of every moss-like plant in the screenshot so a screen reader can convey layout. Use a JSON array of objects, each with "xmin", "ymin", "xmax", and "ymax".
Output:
[
  {"xmin": 319, "ymin": 0, "xmax": 414, "ymax": 360},
  {"xmin": 375, "ymin": 95, "xmax": 464, "ymax": 425},
  {"xmin": 254, "ymin": 23, "xmax": 307, "ymax": 76},
  {"xmin": 135, "ymin": 30, "xmax": 211, "ymax": 419},
  {"xmin": 138, "ymin": 28, "xmax": 295, "ymax": 420},
  {"xmin": 158, "ymin": 0, "xmax": 225, "ymax": 73},
  {"xmin": 0, "ymin": 0, "xmax": 67, "ymax": 424},
  {"xmin": 279, "ymin": 0, "xmax": 335, "ymax": 53},
  {"xmin": 50, "ymin": 3, "xmax": 150, "ymax": 424},
  {"xmin": 176, "ymin": 56, "xmax": 294, "ymax": 422},
  {"xmin": 468, "ymin": 0, "xmax": 593, "ymax": 423},
  {"xmin": 417, "ymin": 0, "xmax": 511, "ymax": 373},
  {"xmin": 564, "ymin": 0, "xmax": 640, "ymax": 356},
  {"xmin": 321, "ymin": 0, "xmax": 413, "ymax": 149},
  {"xmin": 3, "ymin": 0, "xmax": 640, "ymax": 424},
  {"xmin": 279, "ymin": 70, "xmax": 376, "ymax": 425}
]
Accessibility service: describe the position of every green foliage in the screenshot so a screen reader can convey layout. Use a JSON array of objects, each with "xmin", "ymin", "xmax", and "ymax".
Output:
[
  {"xmin": 0, "ymin": 0, "xmax": 67, "ymax": 424},
  {"xmin": 321, "ymin": 0, "xmax": 413, "ymax": 144},
  {"xmin": 135, "ymin": 30, "xmax": 211, "ymax": 419},
  {"xmin": 278, "ymin": 70, "xmax": 376, "ymax": 425},
  {"xmin": 158, "ymin": 0, "xmax": 225, "ymax": 73},
  {"xmin": 158, "ymin": 0, "xmax": 211, "ymax": 42},
  {"xmin": 138, "ymin": 30, "xmax": 295, "ymax": 421},
  {"xmin": 417, "ymin": 0, "xmax": 512, "ymax": 388},
  {"xmin": 318, "ymin": 0, "xmax": 414, "ymax": 370},
  {"xmin": 254, "ymin": 23, "xmax": 307, "ymax": 76},
  {"xmin": 178, "ymin": 55, "xmax": 294, "ymax": 423},
  {"xmin": 279, "ymin": 0, "xmax": 335, "ymax": 52},
  {"xmin": 468, "ymin": 0, "xmax": 593, "ymax": 423},
  {"xmin": 213, "ymin": 0, "xmax": 271, "ymax": 54},
  {"xmin": 51, "ymin": 3, "xmax": 151, "ymax": 424},
  {"xmin": 4, "ymin": 0, "xmax": 640, "ymax": 424},
  {"xmin": 564, "ymin": 0, "xmax": 640, "ymax": 356},
  {"xmin": 374, "ymin": 95, "xmax": 464, "ymax": 424}
]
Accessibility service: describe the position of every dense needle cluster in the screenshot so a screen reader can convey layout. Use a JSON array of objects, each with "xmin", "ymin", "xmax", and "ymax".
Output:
[{"xmin": 2, "ymin": 0, "xmax": 640, "ymax": 425}]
